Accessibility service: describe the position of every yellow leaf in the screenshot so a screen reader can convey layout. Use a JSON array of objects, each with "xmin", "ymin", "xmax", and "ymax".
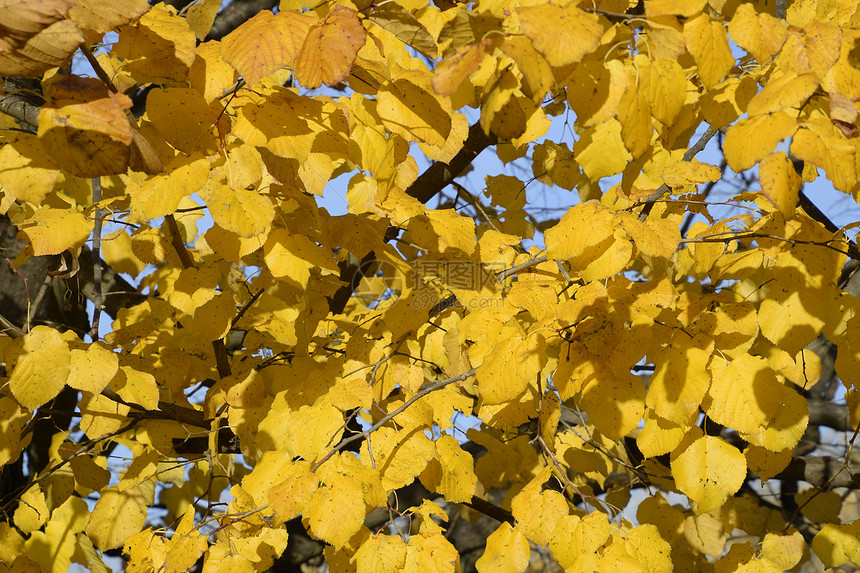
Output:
[
  {"xmin": 8, "ymin": 326, "xmax": 70, "ymax": 410},
  {"xmin": 776, "ymin": 21, "xmax": 841, "ymax": 79},
  {"xmin": 791, "ymin": 119, "xmax": 857, "ymax": 192},
  {"xmin": 550, "ymin": 513, "xmax": 610, "ymax": 569},
  {"xmin": 645, "ymin": 0, "xmax": 706, "ymax": 17},
  {"xmin": 662, "ymin": 158, "xmax": 722, "ymax": 189},
  {"xmin": 573, "ymin": 119, "xmax": 632, "ymax": 180},
  {"xmin": 189, "ymin": 292, "xmax": 235, "ymax": 342},
  {"xmin": 723, "ymin": 111, "xmax": 797, "ymax": 172},
  {"xmin": 580, "ymin": 369, "xmax": 645, "ymax": 441},
  {"xmin": 70, "ymin": 453, "xmax": 111, "ymax": 492},
  {"xmin": 80, "ymin": 392, "xmax": 130, "ymax": 439},
  {"xmin": 619, "ymin": 213, "xmax": 682, "ymax": 259},
  {"xmin": 475, "ymin": 523, "xmax": 530, "ymax": 573},
  {"xmin": 86, "ymin": 487, "xmax": 148, "ymax": 550},
  {"xmin": 498, "ymin": 36, "xmax": 554, "ymax": 101},
  {"xmin": 37, "ymin": 75, "xmax": 132, "ymax": 177},
  {"xmin": 511, "ymin": 467, "xmax": 568, "ymax": 545},
  {"xmin": 221, "ymin": 10, "xmax": 314, "ymax": 86},
  {"xmin": 263, "ymin": 227, "xmax": 338, "ymax": 289},
  {"xmin": 0, "ymin": 18, "xmax": 83, "ymax": 77},
  {"xmin": 0, "ymin": 134, "xmax": 59, "ymax": 204},
  {"xmin": 406, "ymin": 209, "xmax": 476, "ymax": 256},
  {"xmin": 355, "ymin": 534, "xmax": 407, "ymax": 572},
  {"xmin": 199, "ymin": 183, "xmax": 274, "ymax": 238},
  {"xmin": 111, "ymin": 366, "xmax": 159, "ymax": 410},
  {"xmin": 813, "ymin": 522, "xmax": 860, "ymax": 569},
  {"xmin": 637, "ymin": 410, "xmax": 687, "ymax": 458},
  {"xmin": 435, "ymin": 435, "xmax": 477, "ymax": 503},
  {"xmin": 747, "ymin": 71, "xmax": 819, "ymax": 117},
  {"xmin": 257, "ymin": 396, "xmax": 344, "ymax": 461},
  {"xmin": 13, "ymin": 486, "xmax": 49, "ymax": 534},
  {"xmin": 476, "ymin": 330, "xmax": 545, "ymax": 405},
  {"xmin": 432, "ymin": 40, "xmax": 488, "ymax": 96},
  {"xmin": 617, "ymin": 86, "xmax": 652, "ymax": 158},
  {"xmin": 760, "ymin": 530, "xmax": 804, "ymax": 570},
  {"xmin": 546, "ymin": 201, "xmax": 612, "ymax": 261},
  {"xmin": 683, "ymin": 13, "xmax": 735, "ymax": 88},
  {"xmin": 758, "ymin": 152, "xmax": 801, "ymax": 217},
  {"xmin": 706, "ymin": 354, "xmax": 784, "ymax": 434},
  {"xmin": 625, "ymin": 524, "xmax": 673, "ymax": 573},
  {"xmin": 111, "ymin": 4, "xmax": 196, "ymax": 84},
  {"xmin": 517, "ymin": 3, "xmax": 603, "ymax": 67},
  {"xmin": 403, "ymin": 532, "xmax": 459, "ymax": 571},
  {"xmin": 305, "ymin": 474, "xmax": 365, "ymax": 549},
  {"xmin": 295, "ymin": 5, "xmax": 367, "ymax": 89},
  {"xmin": 367, "ymin": 3, "xmax": 437, "ymax": 59},
  {"xmin": 188, "ymin": 41, "xmax": 237, "ymax": 104},
  {"xmin": 378, "ymin": 79, "xmax": 452, "ymax": 148},
  {"xmin": 671, "ymin": 433, "xmax": 746, "ymax": 514},
  {"xmin": 163, "ymin": 506, "xmax": 208, "ymax": 573},
  {"xmin": 17, "ymin": 206, "xmax": 92, "ymax": 257},
  {"xmin": 728, "ymin": 4, "xmax": 788, "ymax": 64},
  {"xmin": 69, "ymin": 0, "xmax": 149, "ymax": 35},
  {"xmin": 130, "ymin": 154, "xmax": 210, "ymax": 222},
  {"xmin": 269, "ymin": 469, "xmax": 319, "ymax": 523},
  {"xmin": 146, "ymin": 88, "xmax": 221, "ymax": 155},
  {"xmin": 640, "ymin": 56, "xmax": 686, "ymax": 126},
  {"xmin": 646, "ymin": 337, "xmax": 711, "ymax": 425},
  {"xmin": 167, "ymin": 264, "xmax": 220, "ymax": 315},
  {"xmin": 67, "ymin": 342, "xmax": 119, "ymax": 394},
  {"xmin": 186, "ymin": 0, "xmax": 220, "ymax": 40},
  {"xmin": 368, "ymin": 428, "xmax": 435, "ymax": 491}
]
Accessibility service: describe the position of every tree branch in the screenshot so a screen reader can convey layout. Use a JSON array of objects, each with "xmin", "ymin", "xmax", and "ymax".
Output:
[{"xmin": 205, "ymin": 0, "xmax": 278, "ymax": 41}]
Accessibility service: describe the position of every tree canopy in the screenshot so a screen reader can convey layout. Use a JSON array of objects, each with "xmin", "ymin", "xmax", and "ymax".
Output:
[{"xmin": 2, "ymin": 0, "xmax": 860, "ymax": 571}]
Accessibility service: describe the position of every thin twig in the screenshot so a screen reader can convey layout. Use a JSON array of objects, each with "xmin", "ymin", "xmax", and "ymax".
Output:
[
  {"xmin": 638, "ymin": 127, "xmax": 720, "ymax": 221},
  {"xmin": 495, "ymin": 253, "xmax": 548, "ymax": 281},
  {"xmin": 90, "ymin": 177, "xmax": 105, "ymax": 341},
  {"xmin": 312, "ymin": 368, "xmax": 477, "ymax": 472}
]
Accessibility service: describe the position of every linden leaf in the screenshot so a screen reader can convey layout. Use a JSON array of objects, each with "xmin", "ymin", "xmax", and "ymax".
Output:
[
  {"xmin": 354, "ymin": 534, "xmax": 408, "ymax": 572},
  {"xmin": 684, "ymin": 13, "xmax": 735, "ymax": 88},
  {"xmin": 367, "ymin": 3, "xmax": 437, "ymax": 59},
  {"xmin": 746, "ymin": 71, "xmax": 819, "ymax": 116},
  {"xmin": 295, "ymin": 5, "xmax": 367, "ymax": 89},
  {"xmin": 475, "ymin": 331, "xmax": 545, "ymax": 405},
  {"xmin": 185, "ymin": 0, "xmax": 220, "ymax": 40},
  {"xmin": 517, "ymin": 3, "xmax": 603, "ymax": 67},
  {"xmin": 549, "ymin": 513, "xmax": 610, "ymax": 569},
  {"xmin": 475, "ymin": 523, "xmax": 530, "ymax": 573},
  {"xmin": 8, "ymin": 326, "xmax": 70, "ymax": 411},
  {"xmin": 728, "ymin": 4, "xmax": 788, "ymax": 65},
  {"xmin": 706, "ymin": 354, "xmax": 781, "ymax": 434},
  {"xmin": 16, "ymin": 207, "xmax": 93, "ymax": 256},
  {"xmin": 498, "ymin": 36, "xmax": 554, "ymax": 102},
  {"xmin": 37, "ymin": 75, "xmax": 133, "ymax": 177},
  {"xmin": 671, "ymin": 433, "xmax": 746, "ymax": 514},
  {"xmin": 378, "ymin": 79, "xmax": 452, "ymax": 148},
  {"xmin": 199, "ymin": 183, "xmax": 274, "ymax": 238},
  {"xmin": 511, "ymin": 467, "xmax": 568, "ymax": 545},
  {"xmin": 435, "ymin": 435, "xmax": 478, "ymax": 503},
  {"xmin": 111, "ymin": 4, "xmax": 196, "ymax": 84},
  {"xmin": 645, "ymin": 0, "xmax": 706, "ymax": 17},
  {"xmin": 69, "ymin": 0, "xmax": 150, "ymax": 35},
  {"xmin": 221, "ymin": 10, "xmax": 314, "ymax": 86},
  {"xmin": 617, "ymin": 86, "xmax": 652, "ymax": 158},
  {"xmin": 67, "ymin": 342, "xmax": 119, "ymax": 394},
  {"xmin": 573, "ymin": 119, "xmax": 632, "ymax": 180},
  {"xmin": 110, "ymin": 366, "xmax": 159, "ymax": 410},
  {"xmin": 146, "ymin": 88, "xmax": 222, "ymax": 155},
  {"xmin": 305, "ymin": 475, "xmax": 365, "ymax": 550},
  {"xmin": 723, "ymin": 112, "xmax": 797, "ymax": 172},
  {"xmin": 85, "ymin": 487, "xmax": 148, "ymax": 550},
  {"xmin": 758, "ymin": 151, "xmax": 802, "ymax": 217},
  {"xmin": 263, "ymin": 227, "xmax": 339, "ymax": 290},
  {"xmin": 432, "ymin": 41, "xmax": 488, "ymax": 96}
]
